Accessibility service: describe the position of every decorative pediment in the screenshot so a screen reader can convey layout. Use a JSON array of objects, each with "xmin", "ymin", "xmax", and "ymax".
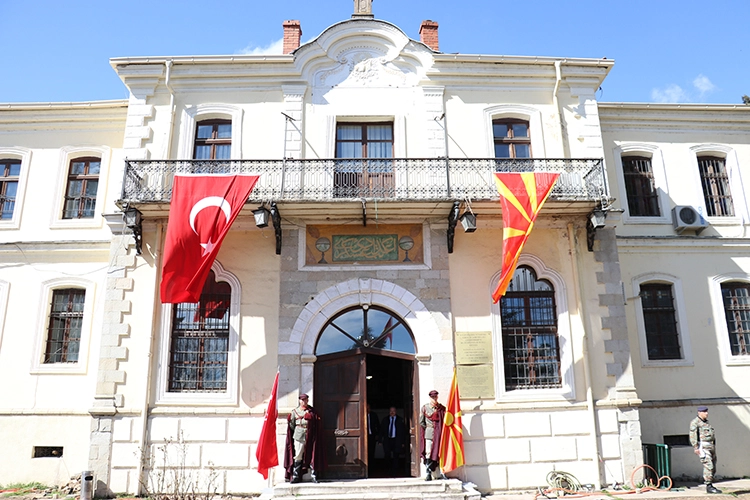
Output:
[{"xmin": 317, "ymin": 49, "xmax": 412, "ymax": 88}]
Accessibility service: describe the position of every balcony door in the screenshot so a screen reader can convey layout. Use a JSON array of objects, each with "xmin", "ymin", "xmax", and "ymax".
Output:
[{"xmin": 335, "ymin": 122, "xmax": 394, "ymax": 198}]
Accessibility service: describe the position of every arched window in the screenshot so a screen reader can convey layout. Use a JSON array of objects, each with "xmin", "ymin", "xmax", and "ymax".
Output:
[
  {"xmin": 315, "ymin": 305, "xmax": 415, "ymax": 356},
  {"xmin": 168, "ymin": 270, "xmax": 231, "ymax": 392},
  {"xmin": 500, "ymin": 265, "xmax": 561, "ymax": 390}
]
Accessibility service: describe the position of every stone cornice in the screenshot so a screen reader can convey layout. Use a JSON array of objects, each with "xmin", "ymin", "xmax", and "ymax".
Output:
[
  {"xmin": 599, "ymin": 102, "xmax": 750, "ymax": 131},
  {"xmin": 0, "ymin": 101, "xmax": 128, "ymax": 129}
]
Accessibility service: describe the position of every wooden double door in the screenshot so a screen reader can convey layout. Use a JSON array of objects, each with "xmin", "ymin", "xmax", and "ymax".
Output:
[{"xmin": 314, "ymin": 348, "xmax": 418, "ymax": 479}]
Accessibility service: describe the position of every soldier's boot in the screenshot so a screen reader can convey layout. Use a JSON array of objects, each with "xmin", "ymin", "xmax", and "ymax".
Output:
[
  {"xmin": 706, "ymin": 483, "xmax": 722, "ymax": 494},
  {"xmin": 310, "ymin": 468, "xmax": 319, "ymax": 484},
  {"xmin": 291, "ymin": 461, "xmax": 303, "ymax": 483},
  {"xmin": 425, "ymin": 459, "xmax": 434, "ymax": 481}
]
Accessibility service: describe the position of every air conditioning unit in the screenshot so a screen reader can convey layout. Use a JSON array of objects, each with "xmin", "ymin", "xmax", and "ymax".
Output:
[{"xmin": 672, "ymin": 205, "xmax": 708, "ymax": 234}]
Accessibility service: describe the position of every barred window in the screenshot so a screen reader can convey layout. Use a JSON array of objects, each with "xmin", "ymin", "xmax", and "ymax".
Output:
[
  {"xmin": 0, "ymin": 159, "xmax": 20, "ymax": 219},
  {"xmin": 699, "ymin": 156, "xmax": 734, "ymax": 217},
  {"xmin": 194, "ymin": 120, "xmax": 232, "ymax": 160},
  {"xmin": 622, "ymin": 156, "xmax": 660, "ymax": 217},
  {"xmin": 62, "ymin": 157, "xmax": 99, "ymax": 219},
  {"xmin": 721, "ymin": 282, "xmax": 750, "ymax": 356},
  {"xmin": 44, "ymin": 289, "xmax": 85, "ymax": 363},
  {"xmin": 493, "ymin": 119, "xmax": 531, "ymax": 159},
  {"xmin": 640, "ymin": 283, "xmax": 681, "ymax": 360},
  {"xmin": 500, "ymin": 265, "xmax": 561, "ymax": 390},
  {"xmin": 169, "ymin": 270, "xmax": 231, "ymax": 392}
]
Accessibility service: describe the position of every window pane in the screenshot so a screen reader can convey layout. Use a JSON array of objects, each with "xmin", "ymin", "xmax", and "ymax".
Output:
[
  {"xmin": 493, "ymin": 123, "xmax": 509, "ymax": 138},
  {"xmin": 196, "ymin": 125, "xmax": 213, "ymax": 139},
  {"xmin": 8, "ymin": 163, "xmax": 20, "ymax": 176},
  {"xmin": 367, "ymin": 142, "xmax": 392, "ymax": 158},
  {"xmin": 194, "ymin": 145, "xmax": 211, "ymax": 160},
  {"xmin": 66, "ymin": 180, "xmax": 83, "ymax": 197},
  {"xmin": 71, "ymin": 161, "xmax": 86, "ymax": 175},
  {"xmin": 367, "ymin": 125, "xmax": 392, "ymax": 140},
  {"xmin": 215, "ymin": 145, "xmax": 231, "ymax": 160},
  {"xmin": 512, "ymin": 123, "xmax": 528, "ymax": 137},
  {"xmin": 4, "ymin": 181, "xmax": 17, "ymax": 197},
  {"xmin": 88, "ymin": 161, "xmax": 101, "ymax": 175},
  {"xmin": 336, "ymin": 142, "xmax": 362, "ymax": 158},
  {"xmin": 495, "ymin": 144, "xmax": 510, "ymax": 158},
  {"xmin": 514, "ymin": 144, "xmax": 531, "ymax": 158},
  {"xmin": 85, "ymin": 180, "xmax": 99, "ymax": 197},
  {"xmin": 315, "ymin": 307, "xmax": 414, "ymax": 355},
  {"xmin": 217, "ymin": 124, "xmax": 232, "ymax": 139},
  {"xmin": 337, "ymin": 125, "xmax": 362, "ymax": 140}
]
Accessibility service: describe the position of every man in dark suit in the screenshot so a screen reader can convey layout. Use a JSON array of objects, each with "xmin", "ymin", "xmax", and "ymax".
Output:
[
  {"xmin": 380, "ymin": 406, "xmax": 406, "ymax": 476},
  {"xmin": 366, "ymin": 403, "xmax": 380, "ymax": 464}
]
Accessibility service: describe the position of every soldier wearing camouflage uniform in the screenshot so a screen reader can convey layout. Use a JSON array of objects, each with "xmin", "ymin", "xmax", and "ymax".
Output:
[{"xmin": 689, "ymin": 405, "xmax": 721, "ymax": 494}]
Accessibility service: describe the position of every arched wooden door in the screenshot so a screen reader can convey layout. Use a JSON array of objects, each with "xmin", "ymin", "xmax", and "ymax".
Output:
[{"xmin": 312, "ymin": 305, "xmax": 418, "ymax": 479}]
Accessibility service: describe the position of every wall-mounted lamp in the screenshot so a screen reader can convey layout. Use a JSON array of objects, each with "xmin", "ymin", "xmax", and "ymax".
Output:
[
  {"xmin": 123, "ymin": 205, "xmax": 143, "ymax": 255},
  {"xmin": 459, "ymin": 211, "xmax": 477, "ymax": 232},
  {"xmin": 589, "ymin": 209, "xmax": 606, "ymax": 229},
  {"xmin": 253, "ymin": 206, "xmax": 271, "ymax": 228}
]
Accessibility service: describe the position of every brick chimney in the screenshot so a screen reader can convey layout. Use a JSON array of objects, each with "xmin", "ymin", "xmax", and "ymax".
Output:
[
  {"xmin": 283, "ymin": 20, "xmax": 302, "ymax": 54},
  {"xmin": 419, "ymin": 20, "xmax": 439, "ymax": 52}
]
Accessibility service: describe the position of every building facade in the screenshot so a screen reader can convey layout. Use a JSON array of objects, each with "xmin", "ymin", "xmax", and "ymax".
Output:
[{"xmin": 1, "ymin": 5, "xmax": 748, "ymax": 496}]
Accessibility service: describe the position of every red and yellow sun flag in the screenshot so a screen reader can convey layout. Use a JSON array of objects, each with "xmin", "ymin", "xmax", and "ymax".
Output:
[
  {"xmin": 439, "ymin": 368, "xmax": 464, "ymax": 473},
  {"xmin": 492, "ymin": 172, "xmax": 559, "ymax": 303}
]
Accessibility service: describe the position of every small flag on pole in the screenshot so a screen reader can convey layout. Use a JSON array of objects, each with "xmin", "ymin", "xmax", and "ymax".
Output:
[
  {"xmin": 439, "ymin": 367, "xmax": 465, "ymax": 473},
  {"xmin": 255, "ymin": 371, "xmax": 279, "ymax": 479}
]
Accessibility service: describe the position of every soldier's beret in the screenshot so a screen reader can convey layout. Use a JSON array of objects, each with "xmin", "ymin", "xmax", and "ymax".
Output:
[
  {"xmin": 299, "ymin": 393, "xmax": 309, "ymax": 399},
  {"xmin": 428, "ymin": 390, "xmax": 438, "ymax": 397},
  {"xmin": 697, "ymin": 405, "xmax": 708, "ymax": 412}
]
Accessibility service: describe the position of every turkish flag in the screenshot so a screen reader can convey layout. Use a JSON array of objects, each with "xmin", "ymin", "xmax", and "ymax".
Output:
[
  {"xmin": 160, "ymin": 174, "xmax": 259, "ymax": 303},
  {"xmin": 492, "ymin": 172, "xmax": 559, "ymax": 303},
  {"xmin": 256, "ymin": 371, "xmax": 279, "ymax": 479}
]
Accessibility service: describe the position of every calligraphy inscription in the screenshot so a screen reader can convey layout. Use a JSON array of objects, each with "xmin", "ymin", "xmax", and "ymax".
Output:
[{"xmin": 332, "ymin": 234, "xmax": 398, "ymax": 262}]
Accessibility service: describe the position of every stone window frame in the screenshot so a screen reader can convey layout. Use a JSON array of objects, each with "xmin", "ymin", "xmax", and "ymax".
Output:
[
  {"xmin": 612, "ymin": 144, "xmax": 670, "ymax": 225},
  {"xmin": 0, "ymin": 147, "xmax": 32, "ymax": 230},
  {"xmin": 490, "ymin": 254, "xmax": 575, "ymax": 401},
  {"xmin": 483, "ymin": 104, "xmax": 546, "ymax": 158},
  {"xmin": 156, "ymin": 260, "xmax": 241, "ymax": 405},
  {"xmin": 49, "ymin": 146, "xmax": 111, "ymax": 230},
  {"xmin": 709, "ymin": 273, "xmax": 750, "ymax": 366},
  {"xmin": 177, "ymin": 104, "xmax": 243, "ymax": 160},
  {"xmin": 631, "ymin": 273, "xmax": 693, "ymax": 368},
  {"xmin": 689, "ymin": 144, "xmax": 746, "ymax": 226},
  {"xmin": 30, "ymin": 277, "xmax": 96, "ymax": 375}
]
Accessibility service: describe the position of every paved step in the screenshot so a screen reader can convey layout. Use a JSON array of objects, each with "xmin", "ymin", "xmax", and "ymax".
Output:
[{"xmin": 271, "ymin": 477, "xmax": 479, "ymax": 500}]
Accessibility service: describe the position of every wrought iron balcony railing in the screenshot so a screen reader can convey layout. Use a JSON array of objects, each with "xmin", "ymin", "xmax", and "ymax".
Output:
[{"xmin": 121, "ymin": 158, "xmax": 607, "ymax": 204}]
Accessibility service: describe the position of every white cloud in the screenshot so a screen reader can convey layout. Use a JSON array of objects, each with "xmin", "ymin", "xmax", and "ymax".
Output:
[
  {"xmin": 651, "ymin": 84, "xmax": 690, "ymax": 103},
  {"xmin": 237, "ymin": 38, "xmax": 284, "ymax": 55},
  {"xmin": 693, "ymin": 74, "xmax": 716, "ymax": 95}
]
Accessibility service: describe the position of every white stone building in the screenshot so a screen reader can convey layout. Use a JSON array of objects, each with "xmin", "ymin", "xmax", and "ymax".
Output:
[{"xmin": 0, "ymin": 3, "xmax": 748, "ymax": 496}]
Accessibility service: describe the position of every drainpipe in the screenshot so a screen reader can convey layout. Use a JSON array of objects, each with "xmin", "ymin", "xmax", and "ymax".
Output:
[
  {"xmin": 567, "ymin": 222, "xmax": 602, "ymax": 490},
  {"xmin": 163, "ymin": 60, "xmax": 176, "ymax": 159},
  {"xmin": 136, "ymin": 223, "xmax": 164, "ymax": 495},
  {"xmin": 553, "ymin": 60, "xmax": 570, "ymax": 158}
]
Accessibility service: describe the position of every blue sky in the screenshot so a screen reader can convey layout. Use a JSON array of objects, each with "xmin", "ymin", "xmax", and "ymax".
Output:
[{"xmin": 1, "ymin": 0, "xmax": 747, "ymax": 104}]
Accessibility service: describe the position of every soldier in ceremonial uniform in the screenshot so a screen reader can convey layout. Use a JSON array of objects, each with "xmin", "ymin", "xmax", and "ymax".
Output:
[
  {"xmin": 284, "ymin": 393, "xmax": 324, "ymax": 483},
  {"xmin": 689, "ymin": 405, "xmax": 721, "ymax": 494},
  {"xmin": 419, "ymin": 389, "xmax": 448, "ymax": 481}
]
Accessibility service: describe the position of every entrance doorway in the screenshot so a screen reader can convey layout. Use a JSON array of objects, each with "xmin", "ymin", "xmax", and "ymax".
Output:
[{"xmin": 312, "ymin": 305, "xmax": 417, "ymax": 480}]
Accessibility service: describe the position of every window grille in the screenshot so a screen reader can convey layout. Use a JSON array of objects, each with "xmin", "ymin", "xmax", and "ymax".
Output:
[
  {"xmin": 698, "ymin": 156, "xmax": 733, "ymax": 217},
  {"xmin": 500, "ymin": 266, "xmax": 561, "ymax": 389},
  {"xmin": 168, "ymin": 270, "xmax": 231, "ymax": 392},
  {"xmin": 44, "ymin": 288, "xmax": 85, "ymax": 363},
  {"xmin": 640, "ymin": 283, "xmax": 681, "ymax": 360},
  {"xmin": 622, "ymin": 156, "xmax": 660, "ymax": 216},
  {"xmin": 0, "ymin": 159, "xmax": 20, "ymax": 219},
  {"xmin": 63, "ymin": 157, "xmax": 99, "ymax": 219},
  {"xmin": 721, "ymin": 282, "xmax": 750, "ymax": 356}
]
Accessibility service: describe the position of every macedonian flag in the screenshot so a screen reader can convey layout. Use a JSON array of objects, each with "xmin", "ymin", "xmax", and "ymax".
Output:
[
  {"xmin": 439, "ymin": 368, "xmax": 464, "ymax": 473},
  {"xmin": 492, "ymin": 172, "xmax": 559, "ymax": 303}
]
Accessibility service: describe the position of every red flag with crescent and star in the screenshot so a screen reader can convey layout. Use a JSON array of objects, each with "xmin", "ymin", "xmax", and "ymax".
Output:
[
  {"xmin": 492, "ymin": 172, "xmax": 559, "ymax": 303},
  {"xmin": 439, "ymin": 367, "xmax": 464, "ymax": 473},
  {"xmin": 256, "ymin": 370, "xmax": 279, "ymax": 479},
  {"xmin": 160, "ymin": 174, "xmax": 259, "ymax": 303}
]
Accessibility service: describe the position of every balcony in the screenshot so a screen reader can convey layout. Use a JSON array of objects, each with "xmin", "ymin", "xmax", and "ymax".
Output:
[{"xmin": 121, "ymin": 158, "xmax": 607, "ymax": 209}]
